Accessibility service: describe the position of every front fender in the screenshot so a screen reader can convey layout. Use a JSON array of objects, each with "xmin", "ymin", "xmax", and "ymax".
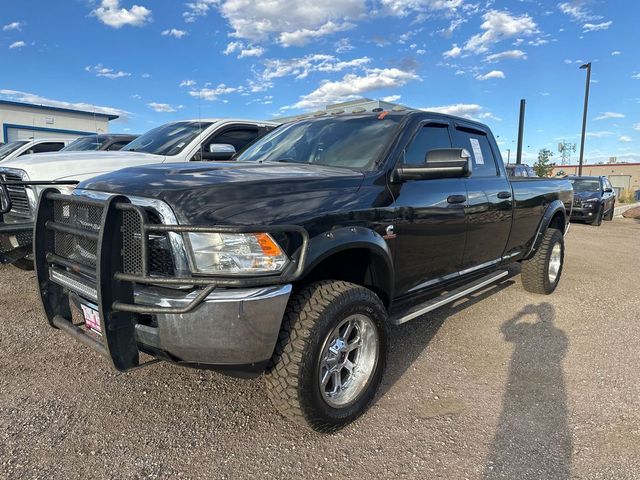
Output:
[{"xmin": 302, "ymin": 226, "xmax": 394, "ymax": 302}]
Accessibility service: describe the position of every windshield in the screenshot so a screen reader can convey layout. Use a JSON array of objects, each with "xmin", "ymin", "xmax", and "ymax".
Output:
[
  {"xmin": 236, "ymin": 116, "xmax": 402, "ymax": 170},
  {"xmin": 570, "ymin": 179, "xmax": 601, "ymax": 193},
  {"xmin": 61, "ymin": 136, "xmax": 107, "ymax": 152},
  {"xmin": 121, "ymin": 121, "xmax": 212, "ymax": 156},
  {"xmin": 0, "ymin": 141, "xmax": 28, "ymax": 160}
]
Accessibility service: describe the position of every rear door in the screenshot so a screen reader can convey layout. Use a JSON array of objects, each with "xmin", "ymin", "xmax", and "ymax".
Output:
[
  {"xmin": 391, "ymin": 120, "xmax": 468, "ymax": 295},
  {"xmin": 450, "ymin": 123, "xmax": 513, "ymax": 271}
]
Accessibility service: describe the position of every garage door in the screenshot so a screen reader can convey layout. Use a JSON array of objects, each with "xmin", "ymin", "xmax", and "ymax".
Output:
[{"xmin": 5, "ymin": 126, "xmax": 85, "ymax": 142}]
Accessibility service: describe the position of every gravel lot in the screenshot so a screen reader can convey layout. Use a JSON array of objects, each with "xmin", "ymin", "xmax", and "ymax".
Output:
[{"xmin": 1, "ymin": 218, "xmax": 639, "ymax": 479}]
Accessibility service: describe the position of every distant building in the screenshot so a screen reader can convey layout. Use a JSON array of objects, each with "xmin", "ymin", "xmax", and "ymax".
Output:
[
  {"xmin": 551, "ymin": 163, "xmax": 640, "ymax": 198},
  {"xmin": 276, "ymin": 98, "xmax": 409, "ymax": 123},
  {"xmin": 0, "ymin": 100, "xmax": 118, "ymax": 143}
]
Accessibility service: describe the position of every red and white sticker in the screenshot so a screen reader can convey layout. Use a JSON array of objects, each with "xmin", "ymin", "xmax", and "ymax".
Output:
[{"xmin": 81, "ymin": 304, "xmax": 102, "ymax": 335}]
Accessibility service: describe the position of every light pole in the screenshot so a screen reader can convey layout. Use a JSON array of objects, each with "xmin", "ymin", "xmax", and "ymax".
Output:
[{"xmin": 578, "ymin": 62, "xmax": 591, "ymax": 176}]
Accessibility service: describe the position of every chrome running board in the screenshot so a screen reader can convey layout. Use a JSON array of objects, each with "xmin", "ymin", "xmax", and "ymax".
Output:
[{"xmin": 391, "ymin": 270, "xmax": 509, "ymax": 325}]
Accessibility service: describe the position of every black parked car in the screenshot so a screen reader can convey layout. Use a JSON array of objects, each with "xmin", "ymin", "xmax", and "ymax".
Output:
[
  {"xmin": 32, "ymin": 110, "xmax": 573, "ymax": 431},
  {"xmin": 59, "ymin": 134, "xmax": 138, "ymax": 152},
  {"xmin": 567, "ymin": 175, "xmax": 616, "ymax": 226}
]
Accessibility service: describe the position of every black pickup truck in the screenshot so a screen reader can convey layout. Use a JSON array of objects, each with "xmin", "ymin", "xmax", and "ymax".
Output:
[{"xmin": 33, "ymin": 110, "xmax": 573, "ymax": 432}]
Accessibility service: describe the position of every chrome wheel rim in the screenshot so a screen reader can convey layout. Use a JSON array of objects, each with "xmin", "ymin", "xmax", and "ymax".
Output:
[
  {"xmin": 319, "ymin": 314, "xmax": 379, "ymax": 408},
  {"xmin": 548, "ymin": 243, "xmax": 562, "ymax": 283}
]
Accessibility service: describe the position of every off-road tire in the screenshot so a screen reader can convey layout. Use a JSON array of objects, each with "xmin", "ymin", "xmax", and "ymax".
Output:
[
  {"xmin": 604, "ymin": 202, "xmax": 615, "ymax": 221},
  {"xmin": 521, "ymin": 228, "xmax": 564, "ymax": 295},
  {"xmin": 591, "ymin": 205, "xmax": 603, "ymax": 226},
  {"xmin": 265, "ymin": 280, "xmax": 388, "ymax": 433},
  {"xmin": 11, "ymin": 258, "xmax": 34, "ymax": 271}
]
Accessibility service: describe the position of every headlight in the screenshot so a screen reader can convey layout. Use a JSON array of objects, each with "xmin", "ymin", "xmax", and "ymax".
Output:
[
  {"xmin": 187, "ymin": 232, "xmax": 288, "ymax": 275},
  {"xmin": 27, "ymin": 184, "xmax": 75, "ymax": 211},
  {"xmin": 581, "ymin": 201, "xmax": 596, "ymax": 208}
]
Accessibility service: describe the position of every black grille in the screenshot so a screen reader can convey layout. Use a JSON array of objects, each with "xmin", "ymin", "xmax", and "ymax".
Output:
[
  {"xmin": 53, "ymin": 199, "xmax": 103, "ymax": 268},
  {"xmin": 50, "ymin": 197, "xmax": 175, "ymax": 276},
  {"xmin": 573, "ymin": 198, "xmax": 582, "ymax": 207},
  {"xmin": 1, "ymin": 173, "xmax": 31, "ymax": 218}
]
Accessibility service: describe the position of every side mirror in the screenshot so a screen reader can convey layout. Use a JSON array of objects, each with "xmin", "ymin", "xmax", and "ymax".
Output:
[
  {"xmin": 604, "ymin": 187, "xmax": 613, "ymax": 193},
  {"xmin": 202, "ymin": 143, "xmax": 236, "ymax": 161},
  {"xmin": 395, "ymin": 148, "xmax": 472, "ymax": 181}
]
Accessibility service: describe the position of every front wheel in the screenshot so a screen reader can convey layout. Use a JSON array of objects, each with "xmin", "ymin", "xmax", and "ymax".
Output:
[
  {"xmin": 591, "ymin": 205, "xmax": 603, "ymax": 226},
  {"xmin": 604, "ymin": 202, "xmax": 615, "ymax": 221},
  {"xmin": 520, "ymin": 228, "xmax": 564, "ymax": 295},
  {"xmin": 265, "ymin": 280, "xmax": 388, "ymax": 432},
  {"xmin": 11, "ymin": 258, "xmax": 34, "ymax": 271}
]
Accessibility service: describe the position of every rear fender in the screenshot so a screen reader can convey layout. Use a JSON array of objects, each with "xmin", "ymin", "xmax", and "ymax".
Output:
[{"xmin": 524, "ymin": 200, "xmax": 567, "ymax": 260}]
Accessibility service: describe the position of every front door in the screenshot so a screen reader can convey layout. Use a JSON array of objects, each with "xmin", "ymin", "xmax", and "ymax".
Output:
[{"xmin": 391, "ymin": 121, "xmax": 468, "ymax": 296}]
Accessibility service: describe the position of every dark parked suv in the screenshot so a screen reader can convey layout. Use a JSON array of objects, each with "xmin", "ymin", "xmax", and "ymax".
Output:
[{"xmin": 567, "ymin": 175, "xmax": 615, "ymax": 226}]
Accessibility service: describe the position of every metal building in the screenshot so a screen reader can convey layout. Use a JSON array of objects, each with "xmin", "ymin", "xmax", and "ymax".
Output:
[{"xmin": 0, "ymin": 100, "xmax": 118, "ymax": 143}]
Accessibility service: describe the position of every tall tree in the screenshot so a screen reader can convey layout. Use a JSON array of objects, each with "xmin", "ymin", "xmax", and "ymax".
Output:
[{"xmin": 534, "ymin": 148, "xmax": 555, "ymax": 177}]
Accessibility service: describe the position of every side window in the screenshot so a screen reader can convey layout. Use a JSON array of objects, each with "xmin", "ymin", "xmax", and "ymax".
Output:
[
  {"xmin": 451, "ymin": 127, "xmax": 498, "ymax": 177},
  {"xmin": 203, "ymin": 128, "xmax": 259, "ymax": 153},
  {"xmin": 403, "ymin": 124, "xmax": 451, "ymax": 165},
  {"xmin": 22, "ymin": 142, "xmax": 65, "ymax": 155},
  {"xmin": 106, "ymin": 141, "xmax": 129, "ymax": 151}
]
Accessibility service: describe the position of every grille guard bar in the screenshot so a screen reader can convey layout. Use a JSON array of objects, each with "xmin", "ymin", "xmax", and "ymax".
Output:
[
  {"xmin": 0, "ymin": 178, "xmax": 79, "ymax": 214},
  {"xmin": 34, "ymin": 189, "xmax": 309, "ymax": 371}
]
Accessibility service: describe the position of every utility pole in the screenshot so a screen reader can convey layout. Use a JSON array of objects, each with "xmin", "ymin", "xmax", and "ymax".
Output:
[
  {"xmin": 516, "ymin": 99, "xmax": 526, "ymax": 165},
  {"xmin": 578, "ymin": 62, "xmax": 592, "ymax": 176}
]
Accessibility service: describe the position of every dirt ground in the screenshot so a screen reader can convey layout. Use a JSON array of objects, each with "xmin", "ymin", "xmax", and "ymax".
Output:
[{"xmin": 1, "ymin": 218, "xmax": 639, "ymax": 479}]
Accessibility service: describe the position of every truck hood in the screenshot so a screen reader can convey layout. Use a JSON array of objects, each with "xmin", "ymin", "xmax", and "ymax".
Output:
[
  {"xmin": 0, "ymin": 151, "xmax": 165, "ymax": 182},
  {"xmin": 78, "ymin": 161, "xmax": 366, "ymax": 224}
]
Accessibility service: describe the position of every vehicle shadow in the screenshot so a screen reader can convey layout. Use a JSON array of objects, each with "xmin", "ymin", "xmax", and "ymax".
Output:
[
  {"xmin": 484, "ymin": 302, "xmax": 571, "ymax": 479},
  {"xmin": 378, "ymin": 266, "xmax": 519, "ymax": 398}
]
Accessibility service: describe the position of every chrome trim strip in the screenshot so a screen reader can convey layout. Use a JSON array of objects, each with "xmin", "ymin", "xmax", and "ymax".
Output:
[
  {"xmin": 458, "ymin": 258, "xmax": 501, "ymax": 276},
  {"xmin": 134, "ymin": 284, "xmax": 292, "ymax": 307},
  {"xmin": 50, "ymin": 268, "xmax": 98, "ymax": 302},
  {"xmin": 395, "ymin": 270, "xmax": 509, "ymax": 325}
]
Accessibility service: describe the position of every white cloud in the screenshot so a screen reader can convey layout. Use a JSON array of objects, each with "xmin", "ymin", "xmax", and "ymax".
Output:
[
  {"xmin": 611, "ymin": 50, "xmax": 621, "ymax": 56},
  {"xmin": 223, "ymin": 41, "xmax": 264, "ymax": 58},
  {"xmin": 214, "ymin": 0, "xmax": 365, "ymax": 46},
  {"xmin": 381, "ymin": 95, "xmax": 401, "ymax": 102},
  {"xmin": 85, "ymin": 64, "xmax": 131, "ymax": 79},
  {"xmin": 633, "ymin": 73, "xmax": 640, "ymax": 80},
  {"xmin": 586, "ymin": 131, "xmax": 614, "ymax": 138},
  {"xmin": 278, "ymin": 21, "xmax": 355, "ymax": 47},
  {"xmin": 463, "ymin": 10, "xmax": 538, "ymax": 54},
  {"xmin": 8, "ymin": 41, "xmax": 25, "ymax": 49},
  {"xmin": 3, "ymin": 21, "xmax": 23, "ymax": 32},
  {"xmin": 380, "ymin": 0, "xmax": 464, "ymax": 17},
  {"xmin": 558, "ymin": 2, "xmax": 601, "ymax": 22},
  {"xmin": 162, "ymin": 28, "xmax": 187, "ymax": 38},
  {"xmin": 443, "ymin": 44, "xmax": 462, "ymax": 58},
  {"xmin": 183, "ymin": 0, "xmax": 219, "ymax": 22},
  {"xmin": 92, "ymin": 0, "xmax": 151, "ymax": 28},
  {"xmin": 148, "ymin": 102, "xmax": 177, "ymax": 112},
  {"xmin": 475, "ymin": 70, "xmax": 505, "ymax": 81},
  {"xmin": 260, "ymin": 54, "xmax": 371, "ymax": 80},
  {"xmin": 583, "ymin": 21, "xmax": 612, "ymax": 32},
  {"xmin": 179, "ymin": 79, "xmax": 196, "ymax": 87},
  {"xmin": 619, "ymin": 135, "xmax": 632, "ymax": 143},
  {"xmin": 284, "ymin": 68, "xmax": 420, "ymax": 110},
  {"xmin": 189, "ymin": 84, "xmax": 239, "ymax": 101},
  {"xmin": 634, "ymin": 123, "xmax": 640, "ymax": 132},
  {"xmin": 528, "ymin": 38, "xmax": 548, "ymax": 46},
  {"xmin": 421, "ymin": 103, "xmax": 500, "ymax": 121},
  {"xmin": 593, "ymin": 112, "xmax": 625, "ymax": 121},
  {"xmin": 335, "ymin": 38, "xmax": 354, "ymax": 53},
  {"xmin": 0, "ymin": 89, "xmax": 128, "ymax": 118},
  {"xmin": 484, "ymin": 49, "xmax": 527, "ymax": 62}
]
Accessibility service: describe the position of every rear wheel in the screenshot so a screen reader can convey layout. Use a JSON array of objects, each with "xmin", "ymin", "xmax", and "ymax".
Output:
[
  {"xmin": 265, "ymin": 280, "xmax": 388, "ymax": 432},
  {"xmin": 521, "ymin": 228, "xmax": 564, "ymax": 295},
  {"xmin": 11, "ymin": 258, "xmax": 34, "ymax": 271}
]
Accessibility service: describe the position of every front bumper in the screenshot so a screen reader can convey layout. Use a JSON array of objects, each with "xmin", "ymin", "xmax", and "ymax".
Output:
[
  {"xmin": 34, "ymin": 190, "xmax": 308, "ymax": 374},
  {"xmin": 0, "ymin": 222, "xmax": 33, "ymax": 264},
  {"xmin": 570, "ymin": 205, "xmax": 598, "ymax": 221}
]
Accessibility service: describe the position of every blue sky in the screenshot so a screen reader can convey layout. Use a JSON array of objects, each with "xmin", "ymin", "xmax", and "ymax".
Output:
[{"xmin": 1, "ymin": 0, "xmax": 638, "ymax": 164}]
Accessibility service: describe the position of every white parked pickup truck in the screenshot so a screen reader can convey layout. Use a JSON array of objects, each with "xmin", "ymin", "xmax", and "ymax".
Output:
[
  {"xmin": 0, "ymin": 119, "xmax": 278, "ymax": 268},
  {"xmin": 0, "ymin": 138, "xmax": 71, "ymax": 163}
]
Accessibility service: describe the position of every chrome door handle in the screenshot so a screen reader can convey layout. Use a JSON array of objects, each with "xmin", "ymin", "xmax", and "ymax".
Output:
[
  {"xmin": 497, "ymin": 191, "xmax": 512, "ymax": 199},
  {"xmin": 447, "ymin": 195, "xmax": 466, "ymax": 204}
]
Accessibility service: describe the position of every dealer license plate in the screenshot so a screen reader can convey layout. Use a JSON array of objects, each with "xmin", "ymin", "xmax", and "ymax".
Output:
[{"xmin": 81, "ymin": 304, "xmax": 102, "ymax": 335}]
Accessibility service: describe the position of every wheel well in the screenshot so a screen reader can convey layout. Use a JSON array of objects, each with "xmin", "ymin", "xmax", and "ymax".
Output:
[
  {"xmin": 296, "ymin": 248, "xmax": 392, "ymax": 308},
  {"xmin": 549, "ymin": 210, "xmax": 565, "ymax": 233}
]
